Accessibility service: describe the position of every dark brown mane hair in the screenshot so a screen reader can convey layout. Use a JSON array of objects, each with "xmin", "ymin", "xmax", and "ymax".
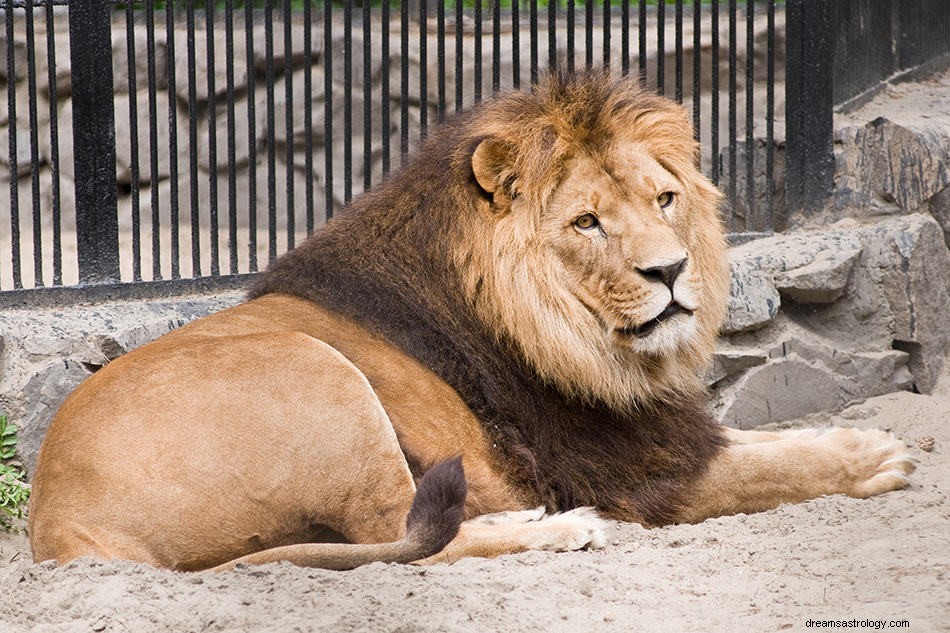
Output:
[{"xmin": 251, "ymin": 71, "xmax": 725, "ymax": 525}]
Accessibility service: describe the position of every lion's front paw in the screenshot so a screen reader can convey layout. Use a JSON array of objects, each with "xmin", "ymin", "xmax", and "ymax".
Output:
[
  {"xmin": 525, "ymin": 507, "xmax": 610, "ymax": 552},
  {"xmin": 813, "ymin": 427, "xmax": 916, "ymax": 498}
]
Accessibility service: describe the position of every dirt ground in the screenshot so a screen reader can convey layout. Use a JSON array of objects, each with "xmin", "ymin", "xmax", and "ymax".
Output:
[{"xmin": 0, "ymin": 366, "xmax": 946, "ymax": 633}]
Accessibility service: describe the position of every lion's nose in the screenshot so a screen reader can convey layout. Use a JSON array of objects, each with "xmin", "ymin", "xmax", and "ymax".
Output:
[{"xmin": 637, "ymin": 257, "xmax": 687, "ymax": 291}]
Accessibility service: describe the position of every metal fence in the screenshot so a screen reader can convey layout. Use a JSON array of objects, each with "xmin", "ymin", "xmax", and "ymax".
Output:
[{"xmin": 0, "ymin": 1, "xmax": 948, "ymax": 298}]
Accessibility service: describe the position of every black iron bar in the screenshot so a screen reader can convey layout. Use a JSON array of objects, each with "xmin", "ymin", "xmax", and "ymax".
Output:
[
  {"xmin": 530, "ymin": 0, "xmax": 539, "ymax": 85},
  {"xmin": 437, "ymin": 0, "xmax": 446, "ymax": 119},
  {"xmin": 622, "ymin": 0, "xmax": 630, "ymax": 76},
  {"xmin": 547, "ymin": 0, "xmax": 556, "ymax": 72},
  {"xmin": 474, "ymin": 0, "xmax": 482, "ymax": 103},
  {"xmin": 567, "ymin": 0, "xmax": 575, "ymax": 74},
  {"xmin": 166, "ymin": 1, "xmax": 181, "ymax": 279},
  {"xmin": 455, "ymin": 0, "xmax": 464, "ymax": 112},
  {"xmin": 674, "ymin": 0, "xmax": 683, "ymax": 101},
  {"xmin": 124, "ymin": 0, "xmax": 142, "ymax": 281},
  {"xmin": 225, "ymin": 0, "xmax": 238, "ymax": 273},
  {"xmin": 265, "ymin": 0, "xmax": 278, "ymax": 262},
  {"xmin": 492, "ymin": 0, "xmax": 500, "ymax": 93},
  {"xmin": 303, "ymin": 0, "xmax": 314, "ymax": 234},
  {"xmin": 45, "ymin": 0, "xmax": 62, "ymax": 285},
  {"xmin": 7, "ymin": 0, "xmax": 21, "ymax": 288},
  {"xmin": 603, "ymin": 0, "xmax": 611, "ymax": 70},
  {"xmin": 146, "ymin": 0, "xmax": 161, "ymax": 279},
  {"xmin": 284, "ymin": 0, "xmax": 296, "ymax": 248},
  {"xmin": 585, "ymin": 0, "xmax": 593, "ymax": 70},
  {"xmin": 324, "ymin": 0, "xmax": 334, "ymax": 221},
  {"xmin": 400, "ymin": 1, "xmax": 409, "ymax": 154},
  {"xmin": 656, "ymin": 0, "xmax": 665, "ymax": 94},
  {"xmin": 420, "ymin": 0, "xmax": 428, "ymax": 136},
  {"xmin": 710, "ymin": 0, "xmax": 719, "ymax": 186},
  {"xmin": 246, "ymin": 0, "xmax": 259, "ymax": 269},
  {"xmin": 70, "ymin": 0, "xmax": 120, "ymax": 284},
  {"xmin": 205, "ymin": 2, "xmax": 219, "ymax": 276},
  {"xmin": 25, "ymin": 0, "xmax": 42, "ymax": 286},
  {"xmin": 693, "ymin": 0, "xmax": 701, "ymax": 142},
  {"xmin": 766, "ymin": 0, "xmax": 775, "ymax": 228},
  {"xmin": 186, "ymin": 1, "xmax": 202, "ymax": 277},
  {"xmin": 745, "ymin": 0, "xmax": 754, "ymax": 231},
  {"xmin": 382, "ymin": 0, "xmax": 391, "ymax": 173},
  {"xmin": 512, "ymin": 0, "xmax": 520, "ymax": 89},
  {"xmin": 728, "ymin": 0, "xmax": 737, "ymax": 229},
  {"xmin": 638, "ymin": 0, "xmax": 647, "ymax": 81}
]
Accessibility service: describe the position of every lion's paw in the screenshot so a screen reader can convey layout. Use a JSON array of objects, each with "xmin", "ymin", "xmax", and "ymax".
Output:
[
  {"xmin": 468, "ymin": 506, "xmax": 547, "ymax": 526},
  {"xmin": 524, "ymin": 507, "xmax": 610, "ymax": 552},
  {"xmin": 812, "ymin": 427, "xmax": 916, "ymax": 498}
]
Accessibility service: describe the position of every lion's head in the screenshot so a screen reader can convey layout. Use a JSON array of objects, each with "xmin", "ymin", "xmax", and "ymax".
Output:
[
  {"xmin": 451, "ymin": 72, "xmax": 730, "ymax": 408},
  {"xmin": 256, "ymin": 72, "xmax": 729, "ymax": 413}
]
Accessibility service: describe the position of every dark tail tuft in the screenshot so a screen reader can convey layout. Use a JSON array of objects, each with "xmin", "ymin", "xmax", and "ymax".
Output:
[{"xmin": 404, "ymin": 457, "xmax": 467, "ymax": 558}]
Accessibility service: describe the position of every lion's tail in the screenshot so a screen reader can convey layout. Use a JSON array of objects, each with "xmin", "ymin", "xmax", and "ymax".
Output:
[{"xmin": 210, "ymin": 457, "xmax": 467, "ymax": 572}]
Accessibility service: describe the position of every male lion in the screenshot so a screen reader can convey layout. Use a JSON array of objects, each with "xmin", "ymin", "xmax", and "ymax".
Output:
[{"xmin": 29, "ymin": 72, "xmax": 914, "ymax": 571}]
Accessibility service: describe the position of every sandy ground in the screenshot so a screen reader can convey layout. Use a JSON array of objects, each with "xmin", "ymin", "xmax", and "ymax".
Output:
[{"xmin": 0, "ymin": 367, "xmax": 946, "ymax": 633}]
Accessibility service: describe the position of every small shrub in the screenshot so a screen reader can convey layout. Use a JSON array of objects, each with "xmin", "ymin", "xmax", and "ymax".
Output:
[{"xmin": 0, "ymin": 416, "xmax": 30, "ymax": 532}]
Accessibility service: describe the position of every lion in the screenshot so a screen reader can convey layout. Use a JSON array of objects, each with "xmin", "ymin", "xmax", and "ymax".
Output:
[{"xmin": 28, "ymin": 72, "xmax": 915, "ymax": 572}]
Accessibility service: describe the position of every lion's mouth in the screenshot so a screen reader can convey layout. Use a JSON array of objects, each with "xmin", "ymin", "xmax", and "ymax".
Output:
[{"xmin": 617, "ymin": 302, "xmax": 693, "ymax": 338}]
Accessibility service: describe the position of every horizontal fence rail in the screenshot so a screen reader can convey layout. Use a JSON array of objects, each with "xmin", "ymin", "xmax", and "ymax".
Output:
[{"xmin": 4, "ymin": 0, "xmax": 944, "ymax": 297}]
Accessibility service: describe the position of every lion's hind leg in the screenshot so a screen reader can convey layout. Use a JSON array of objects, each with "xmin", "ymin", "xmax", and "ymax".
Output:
[{"xmin": 677, "ymin": 426, "xmax": 916, "ymax": 523}]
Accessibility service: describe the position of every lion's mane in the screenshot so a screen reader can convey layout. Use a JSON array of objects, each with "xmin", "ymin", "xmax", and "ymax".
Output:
[{"xmin": 252, "ymin": 71, "xmax": 729, "ymax": 525}]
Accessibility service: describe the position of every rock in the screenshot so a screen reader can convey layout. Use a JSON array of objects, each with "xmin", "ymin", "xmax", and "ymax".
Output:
[
  {"xmin": 18, "ymin": 359, "xmax": 91, "ymax": 473},
  {"xmin": 862, "ymin": 214, "xmax": 950, "ymax": 393},
  {"xmin": 722, "ymin": 257, "xmax": 780, "ymax": 334},
  {"xmin": 703, "ymin": 348, "xmax": 769, "ymax": 386},
  {"xmin": 773, "ymin": 243, "xmax": 861, "ymax": 304},
  {"xmin": 716, "ymin": 355, "xmax": 845, "ymax": 429},
  {"xmin": 831, "ymin": 118, "xmax": 950, "ymax": 219}
]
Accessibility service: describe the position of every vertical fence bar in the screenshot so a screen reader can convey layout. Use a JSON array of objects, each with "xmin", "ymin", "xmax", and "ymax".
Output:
[
  {"xmin": 692, "ymin": 0, "xmax": 701, "ymax": 142},
  {"xmin": 69, "ymin": 0, "xmax": 120, "ymax": 285},
  {"xmin": 547, "ymin": 0, "xmax": 556, "ymax": 72},
  {"xmin": 512, "ymin": 0, "xmax": 520, "ymax": 89},
  {"xmin": 46, "ymin": 0, "xmax": 63, "ymax": 285},
  {"xmin": 400, "ymin": 1, "xmax": 409, "ymax": 154},
  {"xmin": 284, "ymin": 0, "xmax": 295, "ymax": 248},
  {"xmin": 226, "ymin": 0, "xmax": 238, "ymax": 272},
  {"xmin": 265, "ymin": 0, "xmax": 278, "ymax": 260},
  {"xmin": 584, "ymin": 0, "xmax": 592, "ymax": 70},
  {"xmin": 363, "ymin": 2, "xmax": 372, "ymax": 189},
  {"xmin": 323, "ymin": 0, "xmax": 333, "ymax": 221},
  {"xmin": 166, "ymin": 1, "xmax": 181, "ymax": 279},
  {"xmin": 382, "ymin": 0, "xmax": 391, "ymax": 175},
  {"xmin": 656, "ymin": 0, "xmax": 665, "ymax": 94},
  {"xmin": 25, "ymin": 0, "xmax": 42, "ymax": 286},
  {"xmin": 419, "ymin": 0, "xmax": 428, "ymax": 136},
  {"xmin": 146, "ymin": 1, "xmax": 162, "ymax": 279},
  {"xmin": 530, "ymin": 0, "xmax": 538, "ymax": 85},
  {"xmin": 203, "ymin": 1, "xmax": 218, "ymax": 274},
  {"xmin": 455, "ymin": 0, "xmax": 464, "ymax": 112},
  {"xmin": 603, "ymin": 0, "xmax": 610, "ymax": 70},
  {"xmin": 621, "ymin": 0, "xmax": 629, "ymax": 76},
  {"xmin": 437, "ymin": 0, "xmax": 446, "ymax": 118},
  {"xmin": 785, "ymin": 0, "xmax": 835, "ymax": 219},
  {"xmin": 492, "ymin": 0, "xmax": 500, "ymax": 93},
  {"xmin": 246, "ymin": 0, "xmax": 259, "ymax": 267},
  {"xmin": 566, "ymin": 0, "xmax": 574, "ymax": 73},
  {"xmin": 186, "ymin": 1, "xmax": 201, "ymax": 276},
  {"xmin": 765, "ymin": 0, "xmax": 775, "ymax": 229},
  {"xmin": 124, "ymin": 0, "xmax": 142, "ymax": 282},
  {"xmin": 303, "ymin": 0, "xmax": 314, "ymax": 233},
  {"xmin": 638, "ymin": 0, "xmax": 646, "ymax": 82},
  {"xmin": 710, "ymin": 0, "xmax": 719, "ymax": 186},
  {"xmin": 744, "ymin": 0, "xmax": 754, "ymax": 231},
  {"xmin": 5, "ymin": 0, "xmax": 19, "ymax": 288},
  {"xmin": 674, "ymin": 0, "xmax": 683, "ymax": 101},
  {"xmin": 727, "ymin": 0, "xmax": 737, "ymax": 227},
  {"xmin": 474, "ymin": 0, "xmax": 482, "ymax": 103}
]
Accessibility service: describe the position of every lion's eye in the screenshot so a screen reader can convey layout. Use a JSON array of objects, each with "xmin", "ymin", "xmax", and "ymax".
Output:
[
  {"xmin": 574, "ymin": 213, "xmax": 599, "ymax": 231},
  {"xmin": 657, "ymin": 192, "xmax": 675, "ymax": 209}
]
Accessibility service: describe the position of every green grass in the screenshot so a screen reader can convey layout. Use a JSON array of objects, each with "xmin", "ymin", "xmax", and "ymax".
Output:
[{"xmin": 0, "ymin": 416, "xmax": 29, "ymax": 532}]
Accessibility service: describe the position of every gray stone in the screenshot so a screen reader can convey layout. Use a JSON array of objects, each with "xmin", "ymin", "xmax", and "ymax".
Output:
[
  {"xmin": 831, "ymin": 118, "xmax": 950, "ymax": 220},
  {"xmin": 716, "ymin": 354, "xmax": 845, "ymax": 429},
  {"xmin": 18, "ymin": 359, "xmax": 91, "ymax": 473},
  {"xmin": 773, "ymin": 243, "xmax": 861, "ymax": 304},
  {"xmin": 722, "ymin": 258, "xmax": 780, "ymax": 334},
  {"xmin": 862, "ymin": 214, "xmax": 950, "ymax": 393}
]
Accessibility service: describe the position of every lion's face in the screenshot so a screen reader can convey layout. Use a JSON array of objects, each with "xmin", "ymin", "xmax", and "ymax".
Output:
[
  {"xmin": 541, "ymin": 141, "xmax": 704, "ymax": 358},
  {"xmin": 462, "ymin": 77, "xmax": 729, "ymax": 408}
]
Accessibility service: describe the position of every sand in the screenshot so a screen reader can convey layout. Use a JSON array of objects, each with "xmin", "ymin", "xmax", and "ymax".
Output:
[{"xmin": 0, "ymin": 370, "xmax": 946, "ymax": 632}]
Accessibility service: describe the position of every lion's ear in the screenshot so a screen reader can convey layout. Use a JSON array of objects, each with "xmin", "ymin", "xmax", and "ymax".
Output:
[{"xmin": 472, "ymin": 137, "xmax": 516, "ymax": 199}]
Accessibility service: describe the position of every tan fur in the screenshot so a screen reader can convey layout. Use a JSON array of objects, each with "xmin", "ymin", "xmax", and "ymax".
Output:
[{"xmin": 29, "ymin": 74, "xmax": 914, "ymax": 572}]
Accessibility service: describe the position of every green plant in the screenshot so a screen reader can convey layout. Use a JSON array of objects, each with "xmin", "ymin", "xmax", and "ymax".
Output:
[{"xmin": 0, "ymin": 416, "xmax": 29, "ymax": 532}]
